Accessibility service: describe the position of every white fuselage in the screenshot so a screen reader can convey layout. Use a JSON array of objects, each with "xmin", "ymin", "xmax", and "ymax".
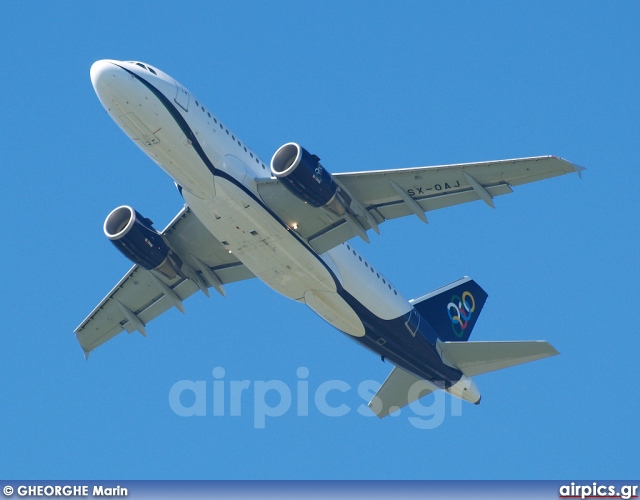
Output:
[{"xmin": 90, "ymin": 60, "xmax": 412, "ymax": 339}]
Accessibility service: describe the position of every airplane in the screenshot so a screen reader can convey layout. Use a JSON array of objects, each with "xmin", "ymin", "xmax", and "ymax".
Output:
[{"xmin": 77, "ymin": 59, "xmax": 583, "ymax": 418}]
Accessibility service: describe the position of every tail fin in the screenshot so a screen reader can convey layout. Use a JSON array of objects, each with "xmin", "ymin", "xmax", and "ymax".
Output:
[{"xmin": 411, "ymin": 277, "xmax": 488, "ymax": 342}]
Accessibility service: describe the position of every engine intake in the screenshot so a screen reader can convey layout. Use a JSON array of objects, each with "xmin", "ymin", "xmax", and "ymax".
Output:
[
  {"xmin": 104, "ymin": 205, "xmax": 179, "ymax": 279},
  {"xmin": 271, "ymin": 142, "xmax": 338, "ymax": 208}
]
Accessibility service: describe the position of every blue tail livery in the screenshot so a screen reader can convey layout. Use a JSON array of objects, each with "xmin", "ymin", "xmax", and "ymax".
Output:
[{"xmin": 411, "ymin": 277, "xmax": 488, "ymax": 342}]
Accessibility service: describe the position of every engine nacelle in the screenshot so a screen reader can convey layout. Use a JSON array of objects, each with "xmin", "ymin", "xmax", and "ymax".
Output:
[
  {"xmin": 104, "ymin": 205, "xmax": 179, "ymax": 279},
  {"xmin": 271, "ymin": 143, "xmax": 339, "ymax": 209}
]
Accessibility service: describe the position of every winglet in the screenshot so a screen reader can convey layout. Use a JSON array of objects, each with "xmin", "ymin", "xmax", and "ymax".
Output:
[
  {"xmin": 83, "ymin": 349, "xmax": 90, "ymax": 361},
  {"xmin": 574, "ymin": 164, "xmax": 586, "ymax": 179}
]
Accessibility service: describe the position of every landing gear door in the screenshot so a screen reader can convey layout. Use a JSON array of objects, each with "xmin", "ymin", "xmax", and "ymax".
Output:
[{"xmin": 174, "ymin": 83, "xmax": 189, "ymax": 112}]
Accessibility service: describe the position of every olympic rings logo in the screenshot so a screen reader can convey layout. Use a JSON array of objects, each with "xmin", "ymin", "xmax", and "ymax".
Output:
[{"xmin": 447, "ymin": 291, "xmax": 476, "ymax": 337}]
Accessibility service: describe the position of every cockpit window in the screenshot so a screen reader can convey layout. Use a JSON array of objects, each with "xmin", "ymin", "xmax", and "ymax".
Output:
[{"xmin": 133, "ymin": 62, "xmax": 158, "ymax": 75}]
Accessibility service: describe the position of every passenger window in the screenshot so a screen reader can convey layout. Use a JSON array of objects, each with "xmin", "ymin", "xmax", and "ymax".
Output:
[
  {"xmin": 359, "ymin": 256, "xmax": 362, "ymax": 262},
  {"xmin": 208, "ymin": 112, "xmax": 211, "ymax": 118},
  {"xmin": 244, "ymin": 147, "xmax": 247, "ymax": 152}
]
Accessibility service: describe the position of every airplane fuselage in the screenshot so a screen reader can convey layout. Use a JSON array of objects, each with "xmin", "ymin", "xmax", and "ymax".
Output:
[{"xmin": 90, "ymin": 60, "xmax": 479, "ymax": 403}]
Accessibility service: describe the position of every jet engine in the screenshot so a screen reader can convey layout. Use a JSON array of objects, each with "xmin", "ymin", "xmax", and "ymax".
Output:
[
  {"xmin": 104, "ymin": 205, "xmax": 180, "ymax": 279},
  {"xmin": 271, "ymin": 142, "xmax": 344, "ymax": 213}
]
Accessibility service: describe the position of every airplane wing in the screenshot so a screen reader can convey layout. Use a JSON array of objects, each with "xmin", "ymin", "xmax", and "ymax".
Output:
[
  {"xmin": 74, "ymin": 207, "xmax": 255, "ymax": 357},
  {"xmin": 257, "ymin": 156, "xmax": 583, "ymax": 254}
]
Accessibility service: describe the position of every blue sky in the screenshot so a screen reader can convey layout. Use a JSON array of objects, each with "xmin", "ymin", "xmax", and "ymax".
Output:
[{"xmin": 1, "ymin": 1, "xmax": 638, "ymax": 480}]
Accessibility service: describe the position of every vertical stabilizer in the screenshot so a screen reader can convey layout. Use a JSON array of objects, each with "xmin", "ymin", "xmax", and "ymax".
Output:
[{"xmin": 411, "ymin": 277, "xmax": 488, "ymax": 342}]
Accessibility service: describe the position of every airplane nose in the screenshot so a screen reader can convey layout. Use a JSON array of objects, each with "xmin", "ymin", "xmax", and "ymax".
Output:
[{"xmin": 90, "ymin": 60, "xmax": 120, "ymax": 91}]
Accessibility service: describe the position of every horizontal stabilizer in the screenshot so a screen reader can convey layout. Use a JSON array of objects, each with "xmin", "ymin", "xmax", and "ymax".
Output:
[
  {"xmin": 438, "ymin": 340, "xmax": 559, "ymax": 377},
  {"xmin": 368, "ymin": 366, "xmax": 437, "ymax": 419}
]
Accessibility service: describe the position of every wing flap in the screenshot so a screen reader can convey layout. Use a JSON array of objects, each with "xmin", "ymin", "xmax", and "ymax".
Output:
[
  {"xmin": 437, "ymin": 340, "xmax": 559, "ymax": 377},
  {"xmin": 374, "ymin": 183, "xmax": 514, "ymax": 222},
  {"xmin": 368, "ymin": 366, "xmax": 437, "ymax": 419}
]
